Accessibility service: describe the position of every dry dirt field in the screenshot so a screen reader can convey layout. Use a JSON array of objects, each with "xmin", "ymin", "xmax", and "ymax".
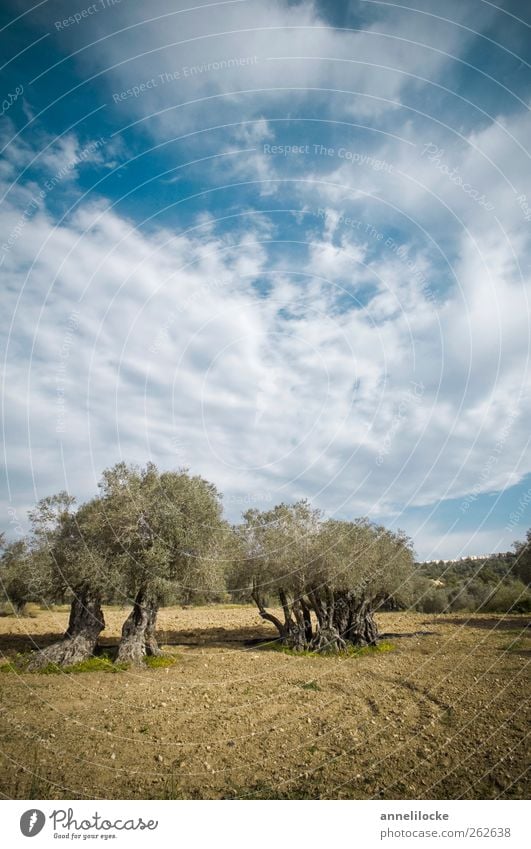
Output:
[{"xmin": 0, "ymin": 605, "xmax": 529, "ymax": 800}]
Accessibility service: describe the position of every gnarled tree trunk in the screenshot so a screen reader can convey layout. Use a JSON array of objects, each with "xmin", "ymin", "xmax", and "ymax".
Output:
[
  {"xmin": 275, "ymin": 596, "xmax": 308, "ymax": 649},
  {"xmin": 306, "ymin": 587, "xmax": 346, "ymax": 652},
  {"xmin": 310, "ymin": 625, "xmax": 346, "ymax": 653},
  {"xmin": 308, "ymin": 590, "xmax": 379, "ymax": 650},
  {"xmin": 251, "ymin": 581, "xmax": 379, "ymax": 652},
  {"xmin": 251, "ymin": 580, "xmax": 285, "ymax": 638},
  {"xmin": 116, "ymin": 589, "xmax": 161, "ymax": 664},
  {"xmin": 291, "ymin": 595, "xmax": 314, "ymax": 646},
  {"xmin": 28, "ymin": 587, "xmax": 104, "ymax": 669},
  {"xmin": 343, "ymin": 599, "xmax": 379, "ymax": 646},
  {"xmin": 251, "ymin": 581, "xmax": 313, "ymax": 650},
  {"xmin": 278, "ymin": 589, "xmax": 310, "ymax": 650}
]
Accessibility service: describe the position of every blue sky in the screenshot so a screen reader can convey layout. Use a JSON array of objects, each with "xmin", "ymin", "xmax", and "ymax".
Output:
[{"xmin": 1, "ymin": 0, "xmax": 531, "ymax": 559}]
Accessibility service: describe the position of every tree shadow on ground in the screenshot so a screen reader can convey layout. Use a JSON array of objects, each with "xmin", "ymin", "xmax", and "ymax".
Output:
[
  {"xmin": 503, "ymin": 645, "xmax": 531, "ymax": 657},
  {"xmin": 155, "ymin": 625, "xmax": 276, "ymax": 648},
  {"xmin": 0, "ymin": 632, "xmax": 61, "ymax": 655},
  {"xmin": 435, "ymin": 616, "xmax": 530, "ymax": 632},
  {"xmin": 157, "ymin": 625, "xmax": 440, "ymax": 651},
  {"xmin": 0, "ymin": 625, "xmax": 276, "ymax": 660},
  {"xmin": 0, "ymin": 623, "xmax": 443, "ymax": 658}
]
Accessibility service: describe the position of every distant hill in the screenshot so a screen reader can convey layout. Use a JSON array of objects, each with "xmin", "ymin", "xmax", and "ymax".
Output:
[
  {"xmin": 403, "ymin": 551, "xmax": 531, "ymax": 614},
  {"xmin": 418, "ymin": 551, "xmax": 515, "ymax": 582}
]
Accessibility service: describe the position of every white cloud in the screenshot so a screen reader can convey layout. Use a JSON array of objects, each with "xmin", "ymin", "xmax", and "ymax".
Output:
[
  {"xmin": 44, "ymin": 0, "xmax": 490, "ymax": 138},
  {"xmin": 1, "ymin": 0, "xmax": 530, "ymax": 560},
  {"xmin": 2, "ymin": 110, "xmax": 531, "ymax": 531}
]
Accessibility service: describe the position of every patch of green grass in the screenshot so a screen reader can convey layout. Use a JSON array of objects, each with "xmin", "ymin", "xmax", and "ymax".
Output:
[
  {"xmin": 1, "ymin": 650, "xmax": 129, "ymax": 674},
  {"xmin": 0, "ymin": 661, "xmax": 19, "ymax": 673},
  {"xmin": 260, "ymin": 639, "xmax": 396, "ymax": 658},
  {"xmin": 0, "ymin": 652, "xmax": 31, "ymax": 673},
  {"xmin": 144, "ymin": 654, "xmax": 176, "ymax": 669},
  {"xmin": 345, "ymin": 640, "xmax": 396, "ymax": 657},
  {"xmin": 71, "ymin": 656, "xmax": 129, "ymax": 673},
  {"xmin": 38, "ymin": 655, "xmax": 129, "ymax": 674},
  {"xmin": 7, "ymin": 650, "xmax": 180, "ymax": 674}
]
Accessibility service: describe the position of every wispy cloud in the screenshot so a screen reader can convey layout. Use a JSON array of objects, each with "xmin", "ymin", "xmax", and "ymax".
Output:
[{"xmin": 1, "ymin": 0, "xmax": 530, "ymax": 558}]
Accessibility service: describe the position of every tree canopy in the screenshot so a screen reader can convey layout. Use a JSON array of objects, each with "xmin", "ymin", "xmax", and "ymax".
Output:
[{"xmin": 233, "ymin": 501, "xmax": 415, "ymax": 650}]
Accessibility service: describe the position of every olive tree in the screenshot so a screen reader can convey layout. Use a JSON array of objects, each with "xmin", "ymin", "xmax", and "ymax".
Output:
[
  {"xmin": 308, "ymin": 518, "xmax": 414, "ymax": 649},
  {"xmin": 96, "ymin": 462, "xmax": 227, "ymax": 664},
  {"xmin": 0, "ymin": 538, "xmax": 35, "ymax": 614},
  {"xmin": 27, "ymin": 494, "xmax": 116, "ymax": 669},
  {"xmin": 235, "ymin": 501, "xmax": 320, "ymax": 649},
  {"xmin": 236, "ymin": 502, "xmax": 415, "ymax": 651}
]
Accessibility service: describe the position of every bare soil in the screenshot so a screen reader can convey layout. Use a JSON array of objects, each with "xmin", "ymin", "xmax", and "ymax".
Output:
[{"xmin": 0, "ymin": 605, "xmax": 529, "ymax": 799}]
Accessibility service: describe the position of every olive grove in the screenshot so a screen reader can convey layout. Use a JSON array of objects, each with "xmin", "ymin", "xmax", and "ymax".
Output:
[{"xmin": 2, "ymin": 464, "xmax": 529, "ymax": 668}]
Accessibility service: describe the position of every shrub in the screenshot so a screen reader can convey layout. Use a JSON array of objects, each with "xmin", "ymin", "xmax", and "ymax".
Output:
[{"xmin": 482, "ymin": 580, "xmax": 531, "ymax": 614}]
